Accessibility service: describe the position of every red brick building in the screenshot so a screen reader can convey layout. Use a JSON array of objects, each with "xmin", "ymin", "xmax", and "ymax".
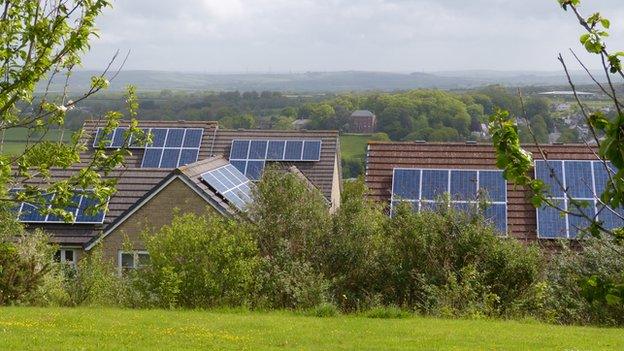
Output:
[{"xmin": 349, "ymin": 110, "xmax": 376, "ymax": 134}]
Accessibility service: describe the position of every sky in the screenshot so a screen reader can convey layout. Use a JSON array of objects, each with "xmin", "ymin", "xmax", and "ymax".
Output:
[{"xmin": 80, "ymin": 0, "xmax": 624, "ymax": 73}]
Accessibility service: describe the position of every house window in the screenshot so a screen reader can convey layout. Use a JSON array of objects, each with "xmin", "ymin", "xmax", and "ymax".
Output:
[
  {"xmin": 118, "ymin": 251, "xmax": 150, "ymax": 274},
  {"xmin": 54, "ymin": 249, "xmax": 77, "ymax": 267}
]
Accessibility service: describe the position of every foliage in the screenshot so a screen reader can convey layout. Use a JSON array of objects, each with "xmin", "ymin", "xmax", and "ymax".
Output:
[
  {"xmin": 1, "ymin": 1, "xmax": 142, "ymax": 230},
  {"xmin": 489, "ymin": 0, "xmax": 624, "ymax": 311},
  {"xmin": 141, "ymin": 212, "xmax": 258, "ymax": 309},
  {"xmin": 0, "ymin": 231, "xmax": 55, "ymax": 305},
  {"xmin": 379, "ymin": 203, "xmax": 542, "ymax": 316}
]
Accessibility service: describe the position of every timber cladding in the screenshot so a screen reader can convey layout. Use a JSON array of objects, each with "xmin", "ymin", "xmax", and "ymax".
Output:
[{"xmin": 365, "ymin": 141, "xmax": 599, "ymax": 242}]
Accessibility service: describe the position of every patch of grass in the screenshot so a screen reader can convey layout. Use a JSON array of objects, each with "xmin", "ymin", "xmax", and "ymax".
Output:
[
  {"xmin": 1, "ymin": 128, "xmax": 72, "ymax": 155},
  {"xmin": 340, "ymin": 134, "xmax": 370, "ymax": 159},
  {"xmin": 363, "ymin": 305, "xmax": 411, "ymax": 319},
  {"xmin": 303, "ymin": 303, "xmax": 340, "ymax": 318},
  {"xmin": 1, "ymin": 307, "xmax": 623, "ymax": 350}
]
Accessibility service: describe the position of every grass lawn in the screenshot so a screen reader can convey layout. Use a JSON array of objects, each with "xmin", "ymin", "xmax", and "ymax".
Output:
[
  {"xmin": 340, "ymin": 134, "xmax": 370, "ymax": 159},
  {"xmin": 1, "ymin": 307, "xmax": 623, "ymax": 350},
  {"xmin": 1, "ymin": 128, "xmax": 71, "ymax": 155}
]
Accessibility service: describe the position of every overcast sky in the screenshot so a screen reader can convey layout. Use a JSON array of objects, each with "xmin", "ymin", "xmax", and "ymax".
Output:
[{"xmin": 80, "ymin": 0, "xmax": 624, "ymax": 73}]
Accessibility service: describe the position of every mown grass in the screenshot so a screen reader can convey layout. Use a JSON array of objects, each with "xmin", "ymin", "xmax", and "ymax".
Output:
[
  {"xmin": 1, "ymin": 307, "xmax": 623, "ymax": 350},
  {"xmin": 340, "ymin": 134, "xmax": 370, "ymax": 159},
  {"xmin": 1, "ymin": 128, "xmax": 71, "ymax": 155}
]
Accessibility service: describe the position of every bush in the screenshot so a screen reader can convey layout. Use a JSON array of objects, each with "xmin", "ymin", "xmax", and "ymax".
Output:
[
  {"xmin": 0, "ymin": 231, "xmax": 56, "ymax": 305},
  {"xmin": 141, "ymin": 212, "xmax": 258, "ymax": 309},
  {"xmin": 305, "ymin": 302, "xmax": 340, "ymax": 317},
  {"xmin": 378, "ymin": 202, "xmax": 542, "ymax": 317},
  {"xmin": 534, "ymin": 239, "xmax": 624, "ymax": 326}
]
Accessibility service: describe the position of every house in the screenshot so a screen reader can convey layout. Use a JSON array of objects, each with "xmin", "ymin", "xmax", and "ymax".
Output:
[
  {"xmin": 365, "ymin": 141, "xmax": 623, "ymax": 243},
  {"xmin": 13, "ymin": 119, "xmax": 342, "ymax": 269},
  {"xmin": 348, "ymin": 110, "xmax": 376, "ymax": 134},
  {"xmin": 292, "ymin": 119, "xmax": 311, "ymax": 130}
]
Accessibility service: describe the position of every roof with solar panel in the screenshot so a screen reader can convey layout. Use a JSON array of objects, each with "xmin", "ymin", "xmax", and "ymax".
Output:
[
  {"xmin": 15, "ymin": 119, "xmax": 342, "ymax": 250},
  {"xmin": 366, "ymin": 141, "xmax": 612, "ymax": 243}
]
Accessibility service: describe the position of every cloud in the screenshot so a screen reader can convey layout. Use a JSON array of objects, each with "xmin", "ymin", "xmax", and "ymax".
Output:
[{"xmin": 80, "ymin": 0, "xmax": 624, "ymax": 72}]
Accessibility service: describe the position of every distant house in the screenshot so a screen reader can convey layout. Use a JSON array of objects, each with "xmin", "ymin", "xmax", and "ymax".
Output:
[
  {"xmin": 348, "ymin": 110, "xmax": 376, "ymax": 134},
  {"xmin": 292, "ymin": 118, "xmax": 311, "ymax": 130},
  {"xmin": 365, "ymin": 141, "xmax": 623, "ymax": 244},
  {"xmin": 13, "ymin": 120, "xmax": 342, "ymax": 270}
]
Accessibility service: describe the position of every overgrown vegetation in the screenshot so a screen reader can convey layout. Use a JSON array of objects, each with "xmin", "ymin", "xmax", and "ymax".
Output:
[{"xmin": 3, "ymin": 172, "xmax": 623, "ymax": 327}]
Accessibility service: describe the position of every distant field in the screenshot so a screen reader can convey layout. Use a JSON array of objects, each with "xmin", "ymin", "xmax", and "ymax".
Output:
[
  {"xmin": 0, "ymin": 307, "xmax": 622, "ymax": 351},
  {"xmin": 1, "ymin": 128, "xmax": 71, "ymax": 155},
  {"xmin": 340, "ymin": 134, "xmax": 370, "ymax": 159}
]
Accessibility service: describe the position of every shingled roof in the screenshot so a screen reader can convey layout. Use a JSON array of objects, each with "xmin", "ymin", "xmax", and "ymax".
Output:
[{"xmin": 366, "ymin": 141, "xmax": 599, "ymax": 242}]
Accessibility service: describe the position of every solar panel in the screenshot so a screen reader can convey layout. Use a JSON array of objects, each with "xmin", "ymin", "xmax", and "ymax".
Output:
[
  {"xmin": 12, "ymin": 190, "xmax": 107, "ymax": 224},
  {"xmin": 94, "ymin": 127, "xmax": 203, "ymax": 168},
  {"xmin": 391, "ymin": 168, "xmax": 508, "ymax": 235},
  {"xmin": 200, "ymin": 164, "xmax": 254, "ymax": 211},
  {"xmin": 535, "ymin": 159, "xmax": 622, "ymax": 238},
  {"xmin": 228, "ymin": 139, "xmax": 322, "ymax": 180}
]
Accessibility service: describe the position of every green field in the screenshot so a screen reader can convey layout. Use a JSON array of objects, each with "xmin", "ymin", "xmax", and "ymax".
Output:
[
  {"xmin": 1, "ymin": 128, "xmax": 71, "ymax": 155},
  {"xmin": 0, "ymin": 307, "xmax": 623, "ymax": 350},
  {"xmin": 340, "ymin": 134, "xmax": 370, "ymax": 159}
]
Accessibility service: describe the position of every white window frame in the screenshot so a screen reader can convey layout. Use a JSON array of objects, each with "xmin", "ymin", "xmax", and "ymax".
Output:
[
  {"xmin": 56, "ymin": 248, "xmax": 78, "ymax": 268},
  {"xmin": 118, "ymin": 250, "xmax": 150, "ymax": 274}
]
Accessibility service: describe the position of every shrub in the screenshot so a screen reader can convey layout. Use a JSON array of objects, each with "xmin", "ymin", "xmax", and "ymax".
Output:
[
  {"xmin": 0, "ymin": 231, "xmax": 56, "ymax": 305},
  {"xmin": 305, "ymin": 302, "xmax": 340, "ymax": 317},
  {"xmin": 535, "ymin": 239, "xmax": 624, "ymax": 326},
  {"xmin": 142, "ymin": 212, "xmax": 258, "ymax": 309},
  {"xmin": 325, "ymin": 178, "xmax": 386, "ymax": 311},
  {"xmin": 379, "ymin": 202, "xmax": 542, "ymax": 317}
]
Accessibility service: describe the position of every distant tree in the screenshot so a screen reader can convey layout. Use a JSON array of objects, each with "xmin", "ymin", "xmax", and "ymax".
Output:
[{"xmin": 220, "ymin": 114, "xmax": 257, "ymax": 129}]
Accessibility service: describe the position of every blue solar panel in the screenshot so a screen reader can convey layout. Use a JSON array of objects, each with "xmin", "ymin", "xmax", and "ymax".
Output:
[
  {"xmin": 391, "ymin": 168, "xmax": 508, "ymax": 235},
  {"xmin": 450, "ymin": 170, "xmax": 477, "ymax": 201},
  {"xmin": 535, "ymin": 160, "xmax": 564, "ymax": 197},
  {"xmin": 537, "ymin": 201, "xmax": 568, "ymax": 238},
  {"xmin": 201, "ymin": 164, "xmax": 255, "ymax": 211},
  {"xmin": 565, "ymin": 161, "xmax": 594, "ymax": 198},
  {"xmin": 141, "ymin": 149, "xmax": 163, "ymax": 168},
  {"xmin": 267, "ymin": 141, "xmax": 286, "ymax": 159},
  {"xmin": 228, "ymin": 139, "xmax": 323, "ymax": 180},
  {"xmin": 568, "ymin": 200, "xmax": 596, "ymax": 238},
  {"xmin": 598, "ymin": 205, "xmax": 624, "ymax": 230},
  {"xmin": 479, "ymin": 170, "xmax": 506, "ymax": 202},
  {"xmin": 484, "ymin": 203, "xmax": 507, "ymax": 233},
  {"xmin": 535, "ymin": 159, "xmax": 622, "ymax": 238},
  {"xmin": 93, "ymin": 128, "xmax": 114, "ymax": 148},
  {"xmin": 150, "ymin": 128, "xmax": 168, "ymax": 147},
  {"xmin": 179, "ymin": 149, "xmax": 199, "ymax": 166},
  {"xmin": 284, "ymin": 140, "xmax": 304, "ymax": 160},
  {"xmin": 14, "ymin": 191, "xmax": 106, "ymax": 224},
  {"xmin": 160, "ymin": 148, "xmax": 181, "ymax": 168},
  {"xmin": 421, "ymin": 170, "xmax": 449, "ymax": 200},
  {"xmin": 231, "ymin": 140, "xmax": 250, "ymax": 159},
  {"xmin": 111, "ymin": 127, "xmax": 127, "ymax": 148},
  {"xmin": 392, "ymin": 169, "xmax": 420, "ymax": 200},
  {"xmin": 302, "ymin": 141, "xmax": 322, "ymax": 161},
  {"xmin": 165, "ymin": 129, "xmax": 184, "ymax": 147},
  {"xmin": 249, "ymin": 140, "xmax": 268, "ymax": 159},
  {"xmin": 246, "ymin": 161, "xmax": 265, "ymax": 180},
  {"xmin": 75, "ymin": 195, "xmax": 106, "ymax": 223},
  {"xmin": 182, "ymin": 129, "xmax": 203, "ymax": 148}
]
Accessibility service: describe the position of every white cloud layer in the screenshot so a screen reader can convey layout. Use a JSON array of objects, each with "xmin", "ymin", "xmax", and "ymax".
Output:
[{"xmin": 80, "ymin": 0, "xmax": 624, "ymax": 72}]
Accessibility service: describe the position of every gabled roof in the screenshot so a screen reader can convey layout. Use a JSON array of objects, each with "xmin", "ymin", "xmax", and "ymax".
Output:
[
  {"xmin": 351, "ymin": 110, "xmax": 375, "ymax": 118},
  {"xmin": 85, "ymin": 156, "xmax": 237, "ymax": 251},
  {"xmin": 366, "ymin": 141, "xmax": 599, "ymax": 242}
]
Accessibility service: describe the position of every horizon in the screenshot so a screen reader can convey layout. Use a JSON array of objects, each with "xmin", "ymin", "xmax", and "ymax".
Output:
[{"xmin": 81, "ymin": 0, "xmax": 624, "ymax": 73}]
